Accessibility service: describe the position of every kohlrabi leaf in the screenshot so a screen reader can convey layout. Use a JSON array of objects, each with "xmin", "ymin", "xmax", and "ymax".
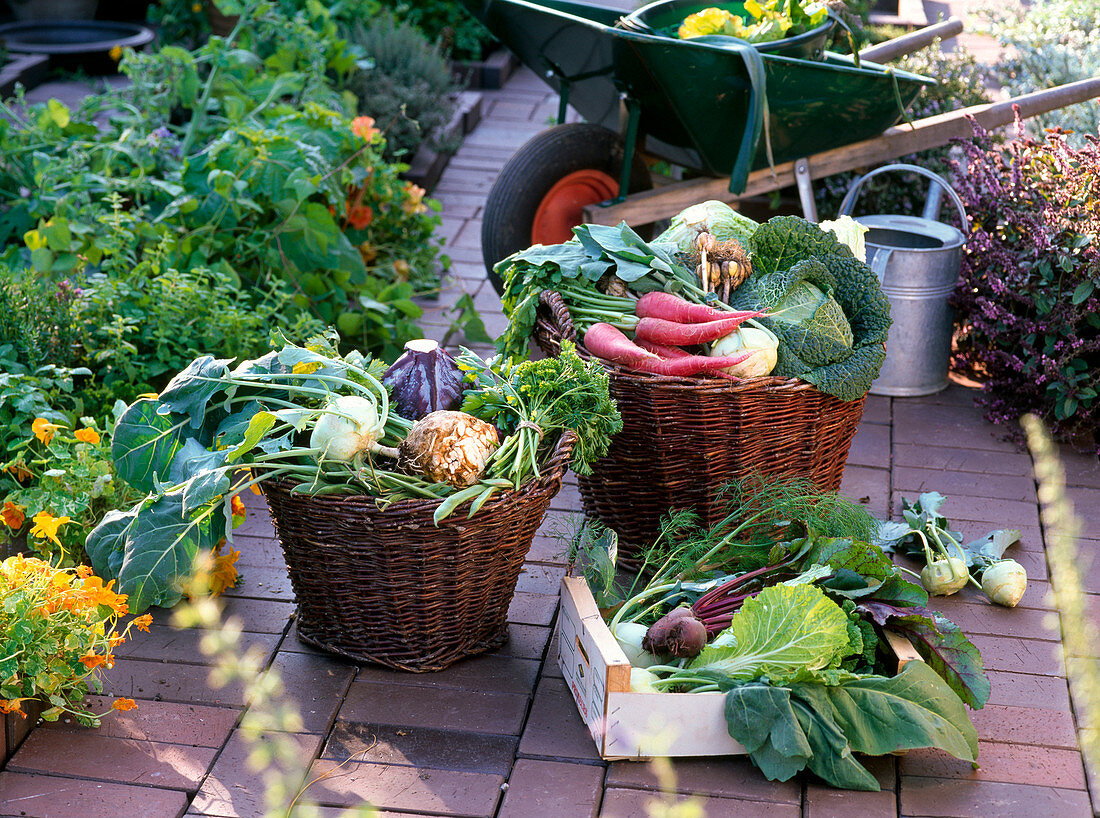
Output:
[
  {"xmin": 791, "ymin": 697, "xmax": 880, "ymax": 790},
  {"xmin": 792, "ymin": 661, "xmax": 979, "ymax": 759},
  {"xmin": 961, "ymin": 529, "xmax": 1022, "ymax": 568},
  {"xmin": 111, "ymin": 399, "xmax": 191, "ymax": 493},
  {"xmin": 158, "ymin": 355, "xmax": 234, "ymax": 430},
  {"xmin": 857, "ymin": 601, "xmax": 990, "ymax": 709},
  {"xmin": 85, "ymin": 506, "xmax": 138, "ymax": 580},
  {"xmin": 690, "ymin": 584, "xmax": 850, "ymax": 683},
  {"xmin": 724, "ymin": 683, "xmax": 812, "ymax": 781}
]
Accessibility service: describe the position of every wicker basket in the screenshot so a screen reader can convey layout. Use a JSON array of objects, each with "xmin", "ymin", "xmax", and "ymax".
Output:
[
  {"xmin": 262, "ymin": 431, "xmax": 575, "ymax": 672},
  {"xmin": 534, "ymin": 290, "xmax": 866, "ymax": 558}
]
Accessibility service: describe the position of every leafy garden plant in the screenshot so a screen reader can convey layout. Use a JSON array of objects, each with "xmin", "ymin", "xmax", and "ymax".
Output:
[
  {"xmin": 951, "ymin": 120, "xmax": 1100, "ymax": 451},
  {"xmin": 0, "ymin": 554, "xmax": 151, "ymax": 725}
]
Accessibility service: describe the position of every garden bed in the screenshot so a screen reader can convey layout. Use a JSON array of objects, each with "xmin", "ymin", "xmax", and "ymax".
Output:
[{"xmin": 403, "ymin": 90, "xmax": 483, "ymax": 193}]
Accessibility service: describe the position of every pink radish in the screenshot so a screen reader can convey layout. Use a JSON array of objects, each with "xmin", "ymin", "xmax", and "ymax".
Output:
[
  {"xmin": 635, "ymin": 292, "xmax": 757, "ymax": 325},
  {"xmin": 635, "ymin": 338, "xmax": 692, "ymax": 359},
  {"xmin": 584, "ymin": 323, "xmax": 756, "ymax": 377},
  {"xmin": 634, "ymin": 313, "xmax": 762, "ymax": 346}
]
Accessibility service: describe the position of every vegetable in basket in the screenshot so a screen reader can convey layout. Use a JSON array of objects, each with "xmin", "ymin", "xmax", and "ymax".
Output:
[
  {"xmin": 583, "ymin": 322, "xmax": 758, "ymax": 377},
  {"xmin": 395, "ymin": 410, "xmax": 499, "ymax": 489},
  {"xmin": 382, "ymin": 339, "xmax": 465, "ymax": 420}
]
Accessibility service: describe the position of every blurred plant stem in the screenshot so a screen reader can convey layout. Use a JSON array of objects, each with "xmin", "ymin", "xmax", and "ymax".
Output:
[
  {"xmin": 173, "ymin": 555, "xmax": 375, "ymax": 818},
  {"xmin": 1023, "ymin": 414, "xmax": 1100, "ymax": 782}
]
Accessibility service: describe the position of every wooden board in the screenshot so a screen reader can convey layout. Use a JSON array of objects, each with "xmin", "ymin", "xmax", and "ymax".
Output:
[
  {"xmin": 558, "ymin": 576, "xmax": 923, "ymax": 761},
  {"xmin": 581, "ymin": 77, "xmax": 1100, "ymax": 227}
]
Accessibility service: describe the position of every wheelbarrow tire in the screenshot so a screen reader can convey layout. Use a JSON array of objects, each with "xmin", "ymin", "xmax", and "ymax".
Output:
[{"xmin": 483, "ymin": 123, "xmax": 652, "ymax": 295}]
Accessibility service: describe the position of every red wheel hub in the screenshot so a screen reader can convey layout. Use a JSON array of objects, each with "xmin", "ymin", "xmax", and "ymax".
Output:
[{"xmin": 531, "ymin": 169, "xmax": 620, "ymax": 245}]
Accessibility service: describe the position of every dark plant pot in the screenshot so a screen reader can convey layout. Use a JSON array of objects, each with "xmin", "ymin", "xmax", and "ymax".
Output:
[
  {"xmin": 1, "ymin": 698, "xmax": 44, "ymax": 767},
  {"xmin": 8, "ymin": 0, "xmax": 98, "ymax": 21},
  {"xmin": 207, "ymin": 2, "xmax": 239, "ymax": 37}
]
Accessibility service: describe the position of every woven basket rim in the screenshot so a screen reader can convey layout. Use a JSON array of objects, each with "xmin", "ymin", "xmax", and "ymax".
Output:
[
  {"xmin": 261, "ymin": 428, "xmax": 577, "ymax": 514},
  {"xmin": 535, "ymin": 289, "xmax": 859, "ymax": 399}
]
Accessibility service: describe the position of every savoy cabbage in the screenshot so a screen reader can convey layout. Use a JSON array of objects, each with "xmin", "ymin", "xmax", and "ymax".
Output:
[{"xmin": 731, "ymin": 216, "xmax": 892, "ymax": 401}]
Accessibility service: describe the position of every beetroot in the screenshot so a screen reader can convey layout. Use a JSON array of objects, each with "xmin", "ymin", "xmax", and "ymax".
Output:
[{"xmin": 642, "ymin": 608, "xmax": 708, "ymax": 658}]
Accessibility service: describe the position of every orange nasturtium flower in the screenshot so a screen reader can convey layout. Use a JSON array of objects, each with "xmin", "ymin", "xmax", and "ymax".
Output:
[
  {"xmin": 29, "ymin": 511, "xmax": 71, "ymax": 545},
  {"xmin": 81, "ymin": 575, "xmax": 129, "ymax": 616},
  {"xmin": 345, "ymin": 201, "xmax": 373, "ymax": 230},
  {"xmin": 32, "ymin": 417, "xmax": 61, "ymax": 444},
  {"xmin": 132, "ymin": 614, "xmax": 153, "ymax": 633},
  {"xmin": 6, "ymin": 463, "xmax": 33, "ymax": 482},
  {"xmin": 79, "ymin": 652, "xmax": 108, "ymax": 670},
  {"xmin": 0, "ymin": 699, "xmax": 25, "ymax": 716},
  {"xmin": 231, "ymin": 495, "xmax": 247, "ymax": 528},
  {"xmin": 403, "ymin": 183, "xmax": 428, "ymax": 215},
  {"xmin": 112, "ymin": 698, "xmax": 138, "ymax": 712},
  {"xmin": 2, "ymin": 501, "xmax": 25, "ymax": 530},
  {"xmin": 351, "ymin": 115, "xmax": 378, "ymax": 141},
  {"xmin": 74, "ymin": 427, "xmax": 101, "ymax": 445},
  {"xmin": 209, "ymin": 543, "xmax": 241, "ymax": 596}
]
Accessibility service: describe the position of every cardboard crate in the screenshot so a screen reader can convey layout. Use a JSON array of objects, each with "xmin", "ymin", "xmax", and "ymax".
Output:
[{"xmin": 557, "ymin": 575, "xmax": 922, "ymax": 761}]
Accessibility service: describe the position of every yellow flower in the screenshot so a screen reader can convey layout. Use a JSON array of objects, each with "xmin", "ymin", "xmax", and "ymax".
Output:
[
  {"xmin": 191, "ymin": 1, "xmax": 202, "ymax": 11},
  {"xmin": 29, "ymin": 511, "xmax": 71, "ymax": 546},
  {"xmin": 74, "ymin": 427, "xmax": 101, "ymax": 445},
  {"xmin": 108, "ymin": 45, "xmax": 122, "ymax": 62},
  {"xmin": 2, "ymin": 501, "xmax": 25, "ymax": 530},
  {"xmin": 32, "ymin": 417, "xmax": 61, "ymax": 444}
]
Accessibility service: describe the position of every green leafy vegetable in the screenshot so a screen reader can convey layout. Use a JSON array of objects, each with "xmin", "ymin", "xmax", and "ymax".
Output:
[{"xmin": 731, "ymin": 216, "xmax": 892, "ymax": 401}]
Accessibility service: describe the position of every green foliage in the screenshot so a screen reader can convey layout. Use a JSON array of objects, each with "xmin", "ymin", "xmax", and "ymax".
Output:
[
  {"xmin": 733, "ymin": 216, "xmax": 891, "ymax": 401},
  {"xmin": 0, "ymin": 362, "xmax": 89, "ymax": 472},
  {"xmin": 983, "ymin": 0, "xmax": 1100, "ymax": 140},
  {"xmin": 375, "ymin": 0, "xmax": 496, "ymax": 61},
  {"xmin": 342, "ymin": 14, "xmax": 461, "ymax": 163},
  {"xmin": 0, "ymin": 277, "xmax": 81, "ymax": 371},
  {"xmin": 3, "ymin": 416, "xmax": 144, "ymax": 565},
  {"xmin": 724, "ymin": 661, "xmax": 977, "ymax": 790},
  {"xmin": 815, "ymin": 43, "xmax": 989, "ymax": 220}
]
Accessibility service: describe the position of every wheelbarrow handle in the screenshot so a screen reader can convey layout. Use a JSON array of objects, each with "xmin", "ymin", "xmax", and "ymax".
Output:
[
  {"xmin": 837, "ymin": 163, "xmax": 968, "ymax": 228},
  {"xmin": 860, "ymin": 17, "xmax": 964, "ymax": 64}
]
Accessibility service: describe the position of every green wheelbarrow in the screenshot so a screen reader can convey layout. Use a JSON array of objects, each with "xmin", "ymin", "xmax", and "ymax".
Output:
[{"xmin": 467, "ymin": 0, "xmax": 1100, "ymax": 289}]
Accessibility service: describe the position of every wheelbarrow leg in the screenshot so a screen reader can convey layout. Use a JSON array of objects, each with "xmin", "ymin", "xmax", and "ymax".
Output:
[
  {"xmin": 615, "ymin": 97, "xmax": 642, "ymax": 204},
  {"xmin": 794, "ymin": 157, "xmax": 818, "ymax": 222}
]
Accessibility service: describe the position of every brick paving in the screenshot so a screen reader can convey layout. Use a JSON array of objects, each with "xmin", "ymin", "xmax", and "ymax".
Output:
[{"xmin": 3, "ymin": 28, "xmax": 1100, "ymax": 818}]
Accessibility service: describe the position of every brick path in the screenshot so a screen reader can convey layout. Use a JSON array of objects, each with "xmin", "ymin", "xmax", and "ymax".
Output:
[{"xmin": 3, "ymin": 54, "xmax": 1099, "ymax": 818}]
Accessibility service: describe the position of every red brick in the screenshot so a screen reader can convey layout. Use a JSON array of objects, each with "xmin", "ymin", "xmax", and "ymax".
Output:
[
  {"xmin": 847, "ymin": 422, "xmax": 890, "ymax": 468},
  {"xmin": 42, "ymin": 697, "xmax": 237, "ymax": 747},
  {"xmin": 967, "ymin": 633, "xmax": 1065, "ymax": 677},
  {"xmin": 893, "ymin": 466, "xmax": 1036, "ymax": 504},
  {"xmin": 101, "ymin": 657, "xmax": 248, "ymax": 707},
  {"xmin": 600, "ymin": 787, "xmax": 799, "ymax": 818},
  {"xmin": 507, "ymin": 591, "xmax": 558, "ymax": 626},
  {"xmin": 269, "ymin": 650, "xmax": 356, "ymax": 734},
  {"xmin": 862, "ymin": 394, "xmax": 891, "ymax": 425},
  {"xmin": 518, "ymin": 678, "xmax": 601, "ymax": 762},
  {"xmin": 323, "ymin": 721, "xmax": 517, "ymax": 775},
  {"xmin": 805, "ymin": 785, "xmax": 897, "ymax": 818},
  {"xmin": 901, "ymin": 740, "xmax": 1087, "ymax": 789},
  {"xmin": 147, "ymin": 597, "xmax": 294, "ymax": 635},
  {"xmin": 983, "ymin": 669, "xmax": 1073, "ymax": 711},
  {"xmin": 899, "ymin": 776, "xmax": 1091, "ymax": 817},
  {"xmin": 1061, "ymin": 452, "xmax": 1100, "ymax": 489},
  {"xmin": 548, "ymin": 479, "xmax": 584, "ymax": 513},
  {"xmin": 0, "ymin": 771, "xmax": 188, "ymax": 817},
  {"xmin": 191, "ymin": 730, "xmax": 323, "ymax": 817},
  {"xmin": 301, "ymin": 759, "xmax": 505, "ymax": 815},
  {"xmin": 220, "ymin": 564, "xmax": 295, "ymax": 601},
  {"xmin": 969, "ymin": 704, "xmax": 1079, "ymax": 749},
  {"xmin": 354, "ymin": 653, "xmax": 539, "ymax": 696},
  {"xmin": 606, "ymin": 756, "xmax": 801, "ymax": 802},
  {"xmin": 8, "ymin": 729, "xmax": 216, "ymax": 790},
  {"xmin": 893, "ymin": 443, "xmax": 1034, "ymax": 477},
  {"xmin": 524, "ymin": 533, "xmax": 570, "ymax": 565},
  {"xmin": 840, "ymin": 466, "xmax": 890, "ymax": 518},
  {"xmin": 890, "ymin": 492, "xmax": 1041, "ymax": 531},
  {"xmin": 230, "ymin": 533, "xmax": 287, "ymax": 568},
  {"xmin": 498, "ymin": 759, "xmax": 604, "ymax": 818},
  {"xmin": 921, "ymin": 598, "xmax": 1058, "ymax": 641},
  {"xmin": 340, "ymin": 680, "xmax": 529, "ymax": 735}
]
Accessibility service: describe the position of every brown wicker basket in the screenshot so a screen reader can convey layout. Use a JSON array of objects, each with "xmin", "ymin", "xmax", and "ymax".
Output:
[
  {"xmin": 262, "ymin": 431, "xmax": 575, "ymax": 672},
  {"xmin": 533, "ymin": 290, "xmax": 866, "ymax": 558}
]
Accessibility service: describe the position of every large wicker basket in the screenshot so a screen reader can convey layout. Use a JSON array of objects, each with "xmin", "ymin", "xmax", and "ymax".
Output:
[
  {"xmin": 262, "ymin": 431, "xmax": 575, "ymax": 672},
  {"xmin": 534, "ymin": 290, "xmax": 865, "ymax": 558}
]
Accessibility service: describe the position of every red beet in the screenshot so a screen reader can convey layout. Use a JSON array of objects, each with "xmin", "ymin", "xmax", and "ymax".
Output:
[{"xmin": 642, "ymin": 608, "xmax": 708, "ymax": 658}]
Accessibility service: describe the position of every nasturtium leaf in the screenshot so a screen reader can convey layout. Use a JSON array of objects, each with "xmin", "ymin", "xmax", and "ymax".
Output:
[
  {"xmin": 111, "ymin": 399, "xmax": 190, "ymax": 493},
  {"xmin": 158, "ymin": 355, "xmax": 234, "ymax": 429}
]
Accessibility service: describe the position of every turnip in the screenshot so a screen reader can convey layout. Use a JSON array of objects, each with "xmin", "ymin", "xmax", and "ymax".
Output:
[
  {"xmin": 981, "ymin": 559, "xmax": 1027, "ymax": 607},
  {"xmin": 642, "ymin": 607, "xmax": 708, "ymax": 658},
  {"xmin": 310, "ymin": 395, "xmax": 384, "ymax": 462},
  {"xmin": 382, "ymin": 339, "xmax": 465, "ymax": 420},
  {"xmin": 709, "ymin": 322, "xmax": 779, "ymax": 378},
  {"xmin": 920, "ymin": 557, "xmax": 970, "ymax": 596}
]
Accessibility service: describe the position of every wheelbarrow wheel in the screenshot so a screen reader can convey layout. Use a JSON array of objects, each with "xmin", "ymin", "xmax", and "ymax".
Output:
[{"xmin": 482, "ymin": 123, "xmax": 652, "ymax": 295}]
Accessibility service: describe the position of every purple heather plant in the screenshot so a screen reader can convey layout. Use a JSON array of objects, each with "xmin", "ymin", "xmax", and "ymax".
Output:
[{"xmin": 950, "ymin": 114, "xmax": 1100, "ymax": 453}]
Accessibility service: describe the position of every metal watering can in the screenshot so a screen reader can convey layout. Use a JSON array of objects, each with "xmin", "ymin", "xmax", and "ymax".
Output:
[{"xmin": 838, "ymin": 164, "xmax": 968, "ymax": 397}]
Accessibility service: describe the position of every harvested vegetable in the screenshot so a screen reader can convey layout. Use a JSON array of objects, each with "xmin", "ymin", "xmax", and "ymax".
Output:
[
  {"xmin": 310, "ymin": 394, "xmax": 383, "ymax": 463},
  {"xmin": 613, "ymin": 621, "xmax": 656, "ymax": 668},
  {"xmin": 980, "ymin": 559, "xmax": 1028, "ymax": 607},
  {"xmin": 818, "ymin": 216, "xmax": 868, "ymax": 263},
  {"xmin": 396, "ymin": 410, "xmax": 500, "ymax": 489},
  {"xmin": 634, "ymin": 312, "xmax": 761, "ymax": 347},
  {"xmin": 920, "ymin": 557, "xmax": 970, "ymax": 597},
  {"xmin": 584, "ymin": 322, "xmax": 756, "ymax": 377},
  {"xmin": 709, "ymin": 323, "xmax": 779, "ymax": 377},
  {"xmin": 677, "ymin": 0, "xmax": 829, "ymax": 44},
  {"xmin": 383, "ymin": 339, "xmax": 465, "ymax": 420},
  {"xmin": 642, "ymin": 607, "xmax": 707, "ymax": 658},
  {"xmin": 654, "ymin": 200, "xmax": 758, "ymax": 254},
  {"xmin": 634, "ymin": 291, "xmax": 733, "ymax": 324}
]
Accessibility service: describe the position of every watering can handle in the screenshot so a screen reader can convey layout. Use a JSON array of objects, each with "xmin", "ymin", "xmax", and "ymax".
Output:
[{"xmin": 836, "ymin": 163, "xmax": 968, "ymax": 228}]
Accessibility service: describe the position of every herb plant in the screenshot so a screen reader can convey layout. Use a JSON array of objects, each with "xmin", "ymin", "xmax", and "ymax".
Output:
[{"xmin": 950, "ymin": 121, "xmax": 1100, "ymax": 450}]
